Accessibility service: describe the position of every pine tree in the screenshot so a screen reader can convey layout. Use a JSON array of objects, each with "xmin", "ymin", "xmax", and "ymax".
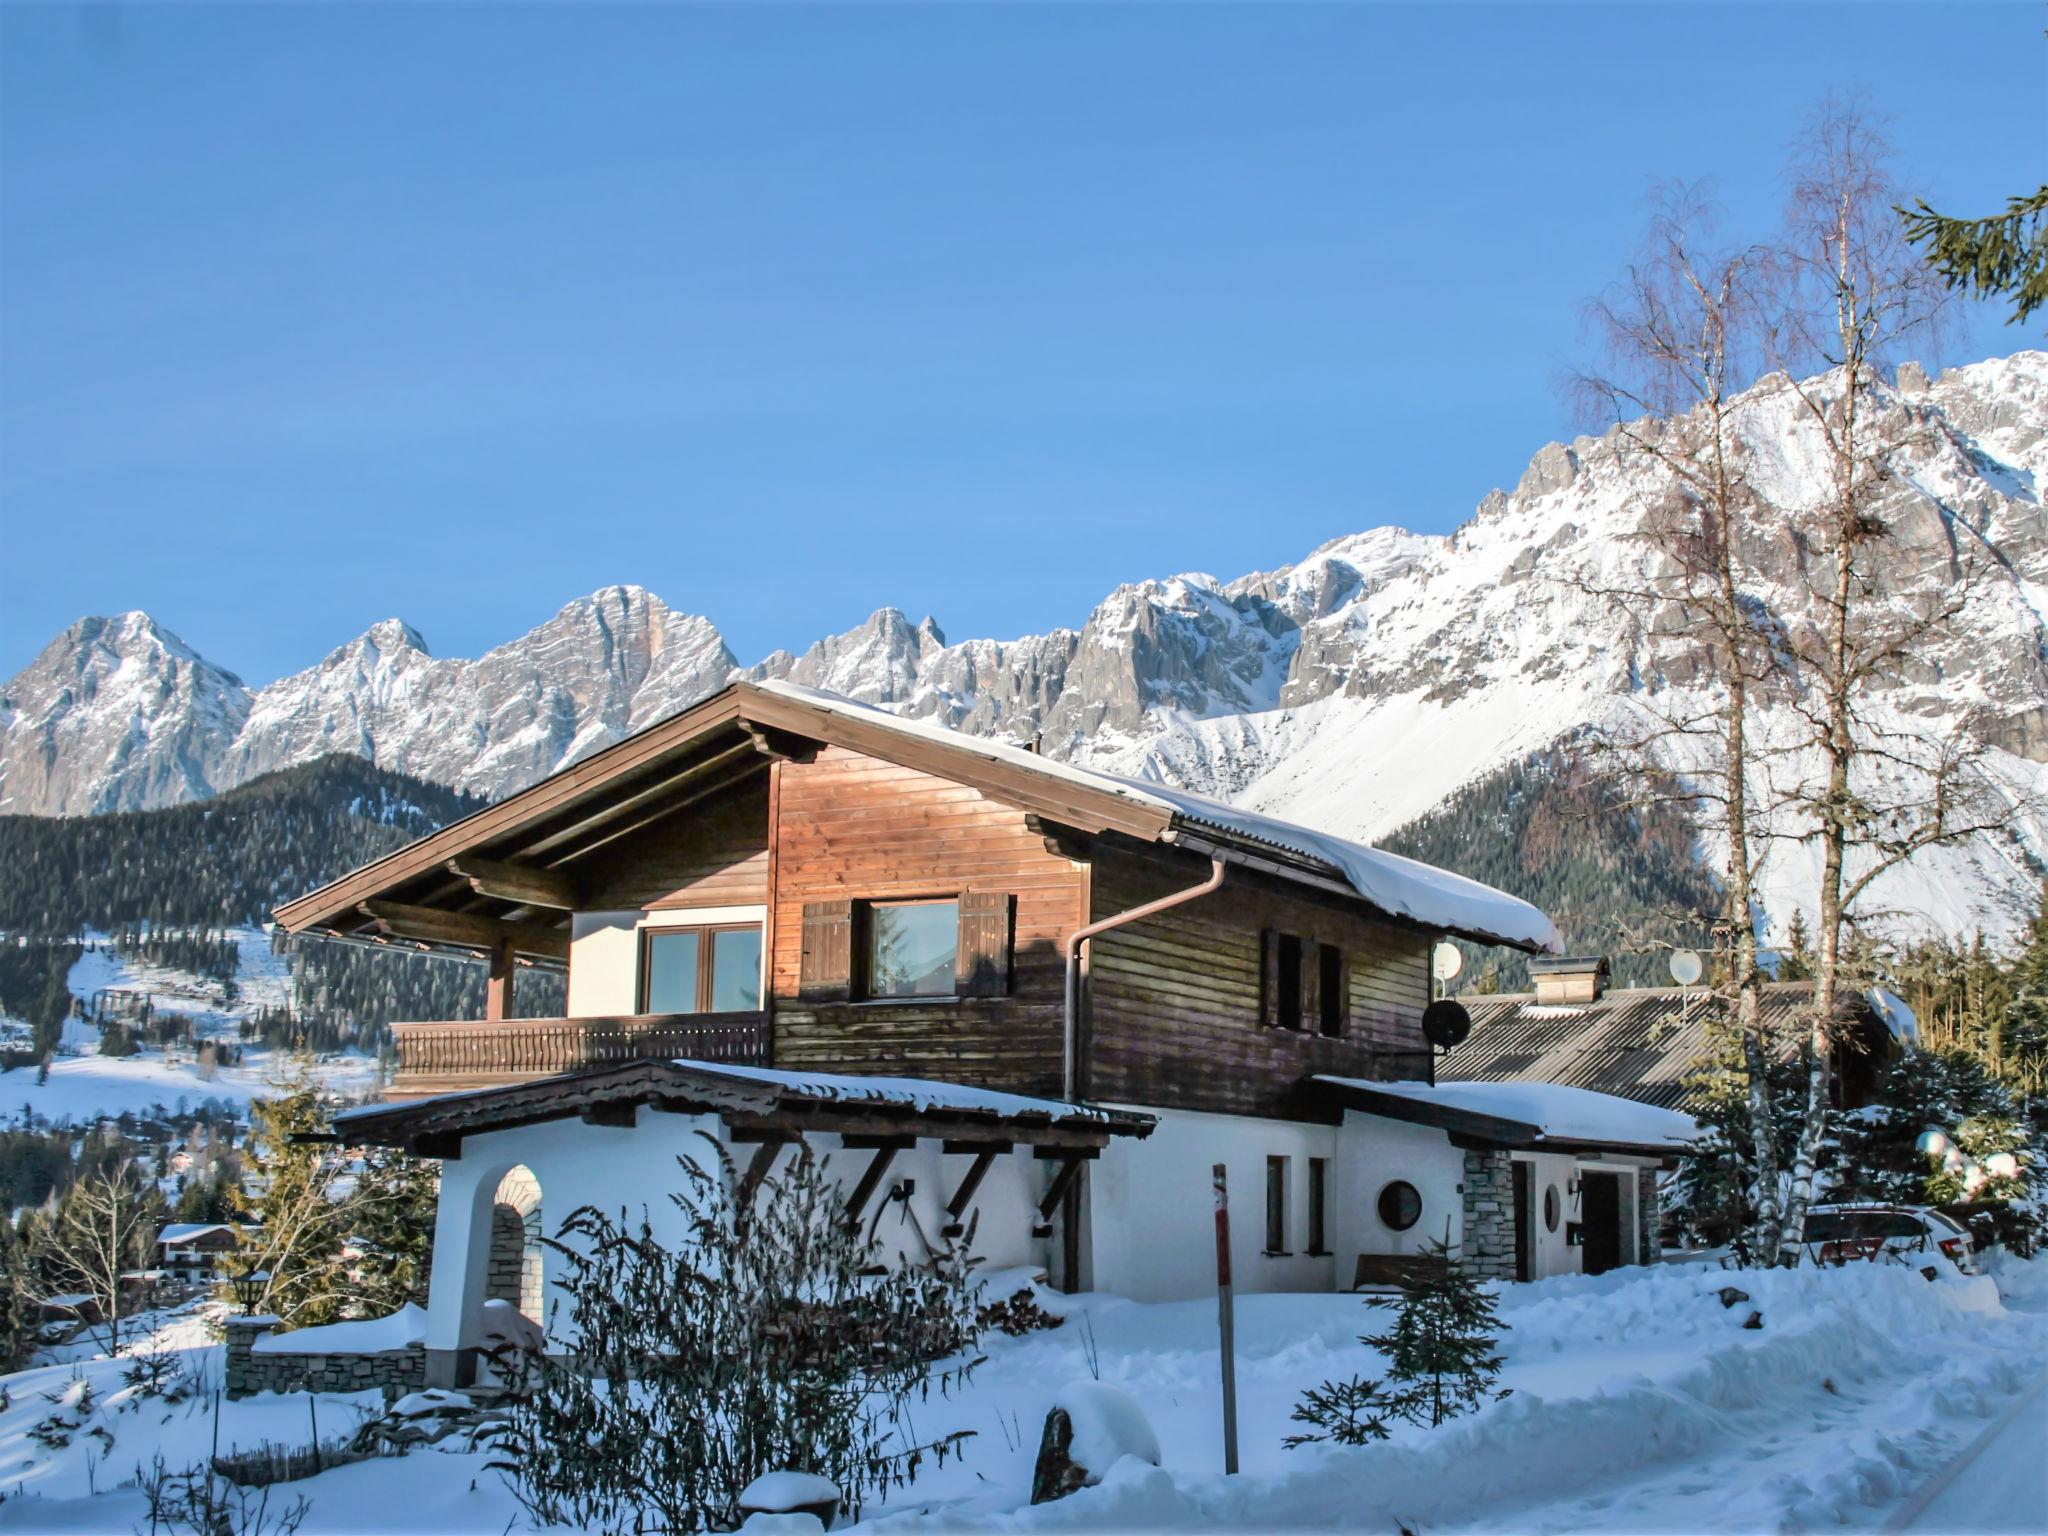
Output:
[
  {"xmin": 1779, "ymin": 911, "xmax": 1814, "ymax": 981},
  {"xmin": 1366, "ymin": 1232, "xmax": 1512, "ymax": 1427},
  {"xmin": 346, "ymin": 1148, "xmax": 439, "ymax": 1315},
  {"xmin": 229, "ymin": 1056, "xmax": 354, "ymax": 1327},
  {"xmin": 1292, "ymin": 1231, "xmax": 1512, "ymax": 1442}
]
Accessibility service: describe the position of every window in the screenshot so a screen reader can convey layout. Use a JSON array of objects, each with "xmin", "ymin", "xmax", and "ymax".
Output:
[
  {"xmin": 640, "ymin": 925, "xmax": 762, "ymax": 1015},
  {"xmin": 1377, "ymin": 1180, "xmax": 1422, "ymax": 1232},
  {"xmin": 1318, "ymin": 945, "xmax": 1345, "ymax": 1036},
  {"xmin": 1543, "ymin": 1184, "xmax": 1562, "ymax": 1233},
  {"xmin": 862, "ymin": 899, "xmax": 960, "ymax": 999},
  {"xmin": 1307, "ymin": 1157, "xmax": 1329, "ymax": 1255},
  {"xmin": 1266, "ymin": 1156, "xmax": 1290, "ymax": 1254},
  {"xmin": 1274, "ymin": 935, "xmax": 1304, "ymax": 1030},
  {"xmin": 1262, "ymin": 930, "xmax": 1348, "ymax": 1035}
]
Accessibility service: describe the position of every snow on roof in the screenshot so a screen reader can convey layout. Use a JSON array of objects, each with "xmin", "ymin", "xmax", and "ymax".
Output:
[
  {"xmin": 674, "ymin": 1059, "xmax": 1108, "ymax": 1122},
  {"xmin": 252, "ymin": 1302, "xmax": 427, "ymax": 1356},
  {"xmin": 1865, "ymin": 988, "xmax": 1919, "ymax": 1043},
  {"xmin": 1317, "ymin": 1076, "xmax": 1698, "ymax": 1150},
  {"xmin": 158, "ymin": 1223, "xmax": 237, "ymax": 1245},
  {"xmin": 755, "ymin": 680, "xmax": 1560, "ymax": 952}
]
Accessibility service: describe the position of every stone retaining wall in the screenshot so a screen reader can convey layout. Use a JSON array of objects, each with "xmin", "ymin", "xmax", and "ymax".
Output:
[{"xmin": 225, "ymin": 1317, "xmax": 426, "ymax": 1400}]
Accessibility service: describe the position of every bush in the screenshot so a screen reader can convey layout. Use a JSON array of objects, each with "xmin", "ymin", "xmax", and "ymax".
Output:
[{"xmin": 489, "ymin": 1135, "xmax": 984, "ymax": 1534}]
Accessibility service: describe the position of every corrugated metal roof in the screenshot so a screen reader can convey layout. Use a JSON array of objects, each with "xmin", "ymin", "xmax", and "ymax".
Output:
[{"xmin": 1436, "ymin": 982, "xmax": 1878, "ymax": 1112}]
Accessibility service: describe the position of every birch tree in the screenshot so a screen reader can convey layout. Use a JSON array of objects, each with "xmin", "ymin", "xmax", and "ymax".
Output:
[
  {"xmin": 1573, "ymin": 185, "xmax": 1788, "ymax": 1255},
  {"xmin": 1765, "ymin": 100, "xmax": 2013, "ymax": 1261},
  {"xmin": 38, "ymin": 1161, "xmax": 163, "ymax": 1357}
]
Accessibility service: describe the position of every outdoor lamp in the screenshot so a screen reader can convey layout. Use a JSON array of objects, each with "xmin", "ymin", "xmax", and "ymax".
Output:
[{"xmin": 231, "ymin": 1269, "xmax": 270, "ymax": 1316}]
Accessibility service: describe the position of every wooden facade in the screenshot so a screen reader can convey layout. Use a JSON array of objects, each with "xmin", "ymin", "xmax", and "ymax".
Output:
[{"xmin": 279, "ymin": 682, "xmax": 1530, "ymax": 1117}]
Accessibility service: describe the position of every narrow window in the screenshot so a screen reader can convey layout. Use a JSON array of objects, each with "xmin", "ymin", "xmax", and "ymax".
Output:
[
  {"xmin": 863, "ymin": 899, "xmax": 960, "ymax": 999},
  {"xmin": 1307, "ymin": 1157, "xmax": 1329, "ymax": 1255},
  {"xmin": 641, "ymin": 929, "xmax": 702, "ymax": 1014},
  {"xmin": 708, "ymin": 928, "xmax": 763, "ymax": 1012},
  {"xmin": 1265, "ymin": 1155, "xmax": 1289, "ymax": 1254},
  {"xmin": 1318, "ymin": 944, "xmax": 1346, "ymax": 1036},
  {"xmin": 1276, "ymin": 934, "xmax": 1304, "ymax": 1030}
]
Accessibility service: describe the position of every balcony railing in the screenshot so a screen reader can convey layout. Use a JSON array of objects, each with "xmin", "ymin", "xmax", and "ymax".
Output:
[{"xmin": 387, "ymin": 1011, "xmax": 771, "ymax": 1098}]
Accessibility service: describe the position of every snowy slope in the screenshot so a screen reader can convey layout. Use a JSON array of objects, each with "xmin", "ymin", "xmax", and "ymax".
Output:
[{"xmin": 5, "ymin": 353, "xmax": 2044, "ymax": 943}]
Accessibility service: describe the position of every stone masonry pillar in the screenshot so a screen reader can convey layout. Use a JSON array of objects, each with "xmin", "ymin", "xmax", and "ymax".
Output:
[
  {"xmin": 1460, "ymin": 1149, "xmax": 1518, "ymax": 1282},
  {"xmin": 223, "ymin": 1315, "xmax": 279, "ymax": 1399}
]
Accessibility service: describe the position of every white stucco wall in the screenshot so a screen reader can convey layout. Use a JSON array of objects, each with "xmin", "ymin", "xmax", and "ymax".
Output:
[
  {"xmin": 425, "ymin": 1110, "xmax": 1047, "ymax": 1355},
  {"xmin": 1516, "ymin": 1150, "xmax": 1580, "ymax": 1280},
  {"xmin": 567, "ymin": 905, "xmax": 767, "ymax": 1017},
  {"xmin": 1331, "ymin": 1111, "xmax": 1467, "ymax": 1281},
  {"xmin": 1086, "ymin": 1106, "xmax": 1339, "ymax": 1302}
]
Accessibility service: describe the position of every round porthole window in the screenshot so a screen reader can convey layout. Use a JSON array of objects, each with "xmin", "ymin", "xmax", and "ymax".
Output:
[
  {"xmin": 1544, "ymin": 1185, "xmax": 1562, "ymax": 1233},
  {"xmin": 1377, "ymin": 1180, "xmax": 1423, "ymax": 1232}
]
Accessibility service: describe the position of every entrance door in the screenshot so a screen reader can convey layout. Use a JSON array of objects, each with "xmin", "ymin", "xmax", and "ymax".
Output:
[
  {"xmin": 1511, "ymin": 1160, "xmax": 1534, "ymax": 1282},
  {"xmin": 1580, "ymin": 1171, "xmax": 1623, "ymax": 1275}
]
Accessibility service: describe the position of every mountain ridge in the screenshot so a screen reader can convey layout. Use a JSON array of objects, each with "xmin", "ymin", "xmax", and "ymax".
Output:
[{"xmin": 6, "ymin": 351, "xmax": 2045, "ymax": 944}]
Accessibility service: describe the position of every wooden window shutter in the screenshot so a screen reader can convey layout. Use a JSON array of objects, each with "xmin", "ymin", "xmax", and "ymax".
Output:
[
  {"xmin": 798, "ymin": 899, "xmax": 854, "ymax": 1003},
  {"xmin": 955, "ymin": 892, "xmax": 1015, "ymax": 998},
  {"xmin": 1260, "ymin": 929, "xmax": 1281, "ymax": 1028}
]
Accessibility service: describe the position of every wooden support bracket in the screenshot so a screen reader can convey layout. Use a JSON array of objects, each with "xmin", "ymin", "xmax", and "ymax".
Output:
[
  {"xmin": 844, "ymin": 1144, "xmax": 901, "ymax": 1223},
  {"xmin": 944, "ymin": 1147, "xmax": 998, "ymax": 1222},
  {"xmin": 357, "ymin": 900, "xmax": 570, "ymax": 962},
  {"xmin": 1037, "ymin": 1155, "xmax": 1088, "ymax": 1222},
  {"xmin": 736, "ymin": 1138, "xmax": 788, "ymax": 1212}
]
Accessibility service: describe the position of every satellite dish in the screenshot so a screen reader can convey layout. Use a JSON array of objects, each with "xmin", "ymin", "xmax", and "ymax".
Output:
[
  {"xmin": 1669, "ymin": 949, "xmax": 1704, "ymax": 987},
  {"xmin": 1422, "ymin": 999, "xmax": 1472, "ymax": 1050},
  {"xmin": 1432, "ymin": 941, "xmax": 1464, "ymax": 983}
]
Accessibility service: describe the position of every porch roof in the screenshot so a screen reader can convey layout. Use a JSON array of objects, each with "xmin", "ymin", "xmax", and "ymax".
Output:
[
  {"xmin": 329, "ymin": 1057, "xmax": 1156, "ymax": 1158},
  {"xmin": 1310, "ymin": 1075, "xmax": 1696, "ymax": 1160}
]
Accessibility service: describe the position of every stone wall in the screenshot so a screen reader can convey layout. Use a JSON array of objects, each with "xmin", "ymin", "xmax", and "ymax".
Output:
[
  {"xmin": 225, "ymin": 1317, "xmax": 426, "ymax": 1400},
  {"xmin": 1636, "ymin": 1166, "xmax": 1663, "ymax": 1263},
  {"xmin": 1460, "ymin": 1148, "xmax": 1518, "ymax": 1281}
]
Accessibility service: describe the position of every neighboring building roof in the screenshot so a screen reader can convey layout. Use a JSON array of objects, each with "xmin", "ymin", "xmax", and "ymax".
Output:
[
  {"xmin": 275, "ymin": 680, "xmax": 1559, "ymax": 955},
  {"xmin": 1312, "ymin": 1075, "xmax": 1696, "ymax": 1157},
  {"xmin": 1435, "ymin": 981, "xmax": 1906, "ymax": 1112},
  {"xmin": 330, "ymin": 1055, "xmax": 1156, "ymax": 1157},
  {"xmin": 157, "ymin": 1222, "xmax": 238, "ymax": 1246}
]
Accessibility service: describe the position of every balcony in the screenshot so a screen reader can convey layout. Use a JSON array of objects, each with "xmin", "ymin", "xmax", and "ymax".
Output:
[{"xmin": 386, "ymin": 1011, "xmax": 771, "ymax": 1100}]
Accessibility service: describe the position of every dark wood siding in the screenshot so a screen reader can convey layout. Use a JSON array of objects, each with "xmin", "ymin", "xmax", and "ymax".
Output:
[
  {"xmin": 1084, "ymin": 843, "xmax": 1432, "ymax": 1120},
  {"xmin": 769, "ymin": 746, "xmax": 1082, "ymax": 1094},
  {"xmin": 576, "ymin": 773, "xmax": 771, "ymax": 910}
]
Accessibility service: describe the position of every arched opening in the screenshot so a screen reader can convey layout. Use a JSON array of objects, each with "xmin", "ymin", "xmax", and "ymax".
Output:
[{"xmin": 486, "ymin": 1165, "xmax": 544, "ymax": 1323}]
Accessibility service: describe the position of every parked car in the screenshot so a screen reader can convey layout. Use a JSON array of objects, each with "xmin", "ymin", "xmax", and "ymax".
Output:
[{"xmin": 1799, "ymin": 1203, "xmax": 1977, "ymax": 1275}]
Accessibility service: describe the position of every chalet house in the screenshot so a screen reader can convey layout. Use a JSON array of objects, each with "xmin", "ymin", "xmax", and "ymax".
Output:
[
  {"xmin": 277, "ymin": 681, "xmax": 1681, "ymax": 1389},
  {"xmin": 157, "ymin": 1221, "xmax": 241, "ymax": 1283},
  {"xmin": 1439, "ymin": 957, "xmax": 1918, "ymax": 1112}
]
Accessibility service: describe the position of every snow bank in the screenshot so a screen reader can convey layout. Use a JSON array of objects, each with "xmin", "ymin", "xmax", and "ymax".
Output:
[
  {"xmin": 252, "ymin": 1303, "xmax": 426, "ymax": 1355},
  {"xmin": 1318, "ymin": 1076, "xmax": 1698, "ymax": 1149},
  {"xmin": 739, "ymin": 1471, "xmax": 842, "ymax": 1513},
  {"xmin": 755, "ymin": 681, "xmax": 1560, "ymax": 952},
  {"xmin": 1053, "ymin": 1381, "xmax": 1160, "ymax": 1477}
]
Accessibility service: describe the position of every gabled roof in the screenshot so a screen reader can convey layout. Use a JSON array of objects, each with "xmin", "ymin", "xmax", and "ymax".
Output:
[
  {"xmin": 330, "ymin": 1056, "xmax": 1155, "ymax": 1156},
  {"xmin": 1311, "ymin": 1075, "xmax": 1696, "ymax": 1158},
  {"xmin": 275, "ymin": 680, "xmax": 1558, "ymax": 953},
  {"xmin": 1435, "ymin": 982, "xmax": 1904, "ymax": 1112}
]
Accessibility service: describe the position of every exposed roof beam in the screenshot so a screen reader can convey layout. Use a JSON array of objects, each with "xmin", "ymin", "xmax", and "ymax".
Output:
[
  {"xmin": 356, "ymin": 900, "xmax": 570, "ymax": 962},
  {"xmin": 540, "ymin": 757, "xmax": 767, "ymax": 868},
  {"xmin": 515, "ymin": 739, "xmax": 761, "ymax": 862},
  {"xmin": 445, "ymin": 856, "xmax": 579, "ymax": 911}
]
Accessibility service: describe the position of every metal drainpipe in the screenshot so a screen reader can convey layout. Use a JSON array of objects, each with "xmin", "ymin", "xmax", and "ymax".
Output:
[{"xmin": 1063, "ymin": 854, "xmax": 1227, "ymax": 1100}]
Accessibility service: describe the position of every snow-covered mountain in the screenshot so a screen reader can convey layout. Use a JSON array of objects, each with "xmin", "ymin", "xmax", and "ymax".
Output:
[{"xmin": 6, "ymin": 352, "xmax": 2045, "ymax": 941}]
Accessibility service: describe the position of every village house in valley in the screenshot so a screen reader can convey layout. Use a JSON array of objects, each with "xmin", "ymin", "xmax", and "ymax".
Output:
[{"xmin": 273, "ymin": 681, "xmax": 1691, "ymax": 1389}]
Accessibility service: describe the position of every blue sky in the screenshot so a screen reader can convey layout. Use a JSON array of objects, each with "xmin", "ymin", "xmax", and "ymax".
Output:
[{"xmin": 1, "ymin": 3, "xmax": 2038, "ymax": 686}]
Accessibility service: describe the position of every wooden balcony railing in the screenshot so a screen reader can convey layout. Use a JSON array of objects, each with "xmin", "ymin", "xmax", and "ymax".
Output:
[{"xmin": 387, "ymin": 1011, "xmax": 771, "ymax": 1098}]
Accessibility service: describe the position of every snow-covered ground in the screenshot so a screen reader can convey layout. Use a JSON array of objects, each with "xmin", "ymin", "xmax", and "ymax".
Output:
[
  {"xmin": 0, "ymin": 929, "xmax": 378, "ymax": 1127},
  {"xmin": 3, "ymin": 1256, "xmax": 2042, "ymax": 1533}
]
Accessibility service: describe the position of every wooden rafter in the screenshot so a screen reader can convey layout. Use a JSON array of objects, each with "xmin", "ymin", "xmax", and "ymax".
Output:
[
  {"xmin": 1036, "ymin": 1155, "xmax": 1089, "ymax": 1222},
  {"xmin": 356, "ymin": 900, "xmax": 569, "ymax": 962},
  {"xmin": 844, "ymin": 1143, "xmax": 903, "ymax": 1222},
  {"xmin": 538, "ymin": 756, "xmax": 767, "ymax": 868},
  {"xmin": 736, "ymin": 1138, "xmax": 787, "ymax": 1212},
  {"xmin": 944, "ymin": 1147, "xmax": 1000, "ymax": 1222},
  {"xmin": 446, "ymin": 856, "xmax": 578, "ymax": 911}
]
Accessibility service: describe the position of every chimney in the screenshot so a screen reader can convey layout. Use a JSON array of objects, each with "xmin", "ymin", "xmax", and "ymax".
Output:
[{"xmin": 1528, "ymin": 954, "xmax": 1610, "ymax": 1005}]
